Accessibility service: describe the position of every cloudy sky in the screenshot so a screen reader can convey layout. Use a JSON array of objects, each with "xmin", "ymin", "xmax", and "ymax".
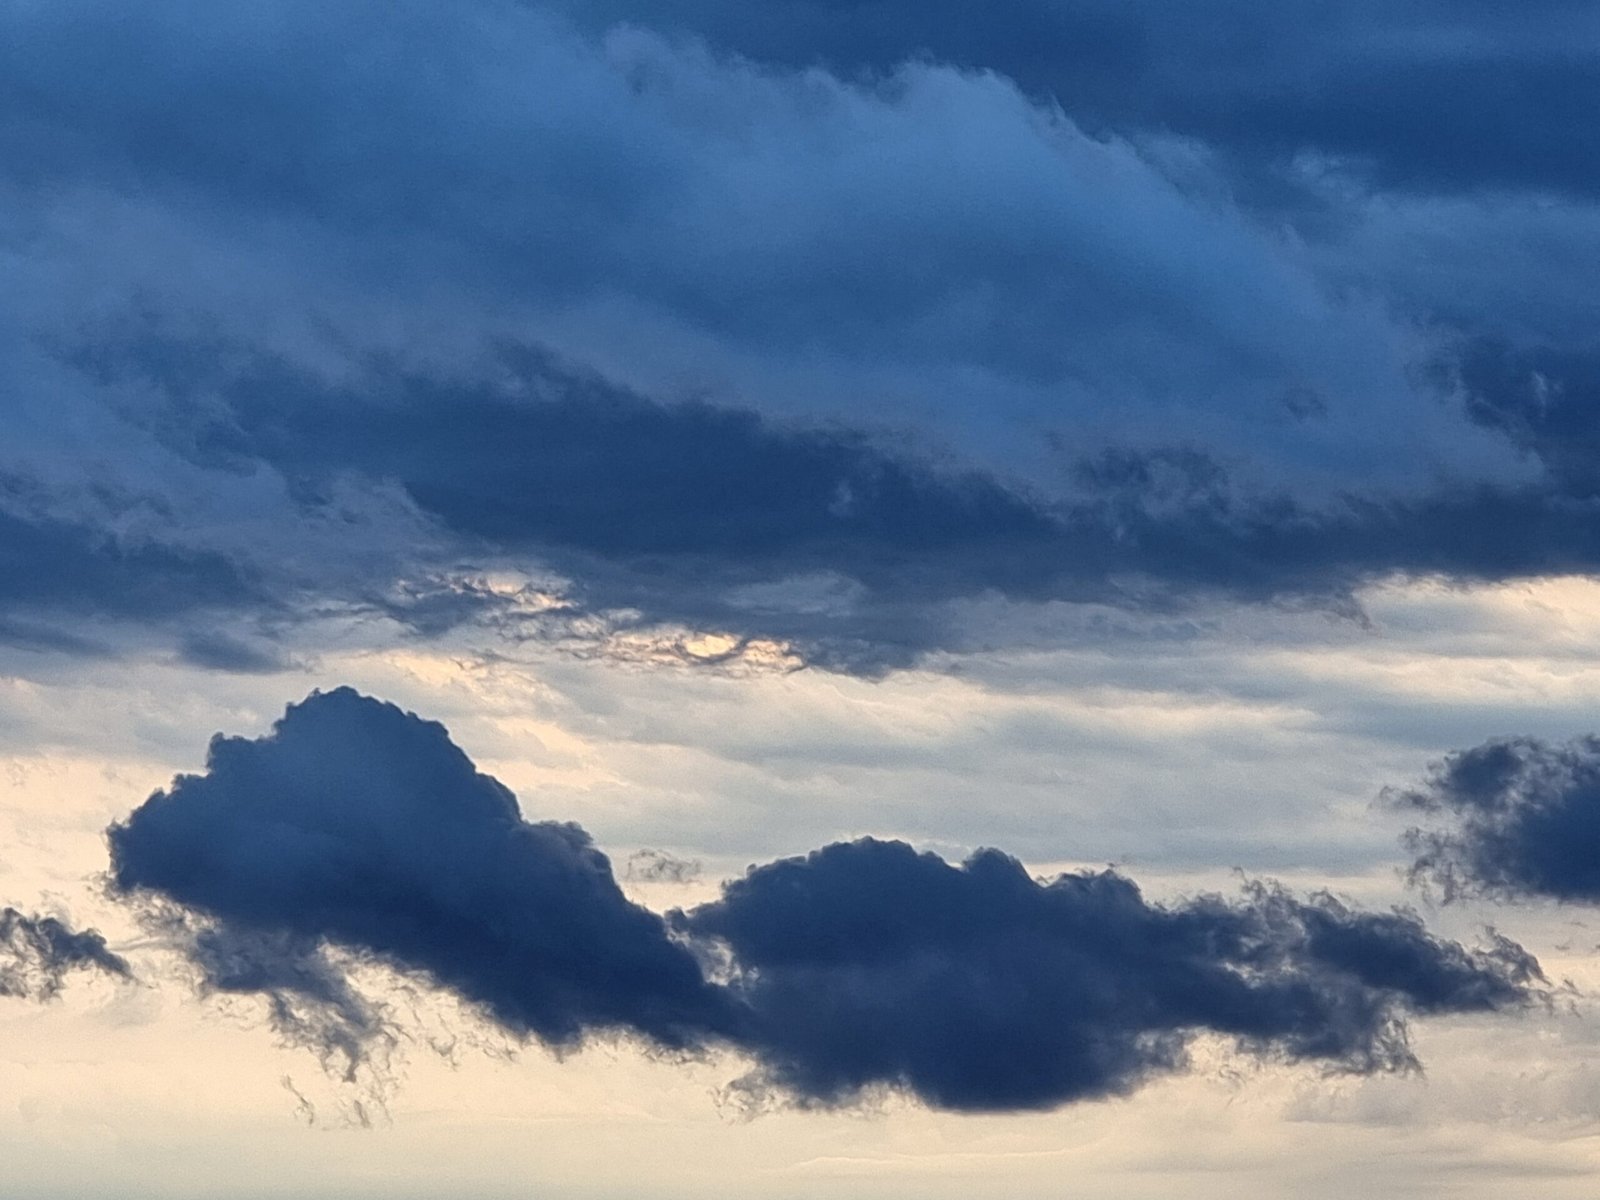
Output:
[{"xmin": 5, "ymin": 1, "xmax": 1600, "ymax": 1195}]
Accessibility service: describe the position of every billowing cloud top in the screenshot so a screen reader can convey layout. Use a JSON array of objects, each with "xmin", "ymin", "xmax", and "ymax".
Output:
[{"xmin": 109, "ymin": 687, "xmax": 730, "ymax": 1050}]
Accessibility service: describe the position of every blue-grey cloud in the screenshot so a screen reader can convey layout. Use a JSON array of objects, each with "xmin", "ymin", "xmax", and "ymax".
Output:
[
  {"xmin": 5, "ymin": 0, "xmax": 1495, "ymax": 488},
  {"xmin": 7, "ymin": 0, "xmax": 1595, "ymax": 677},
  {"xmin": 79, "ymin": 336, "xmax": 1071, "ymax": 670},
  {"xmin": 1455, "ymin": 339, "xmax": 1600, "ymax": 496},
  {"xmin": 107, "ymin": 689, "xmax": 1544, "ymax": 1112},
  {"xmin": 0, "ymin": 507, "xmax": 254, "ymax": 621},
  {"xmin": 544, "ymin": 0, "xmax": 1600, "ymax": 199},
  {"xmin": 0, "ymin": 500, "xmax": 267, "ymax": 659},
  {"xmin": 66, "ymin": 332, "xmax": 1600, "ymax": 672},
  {"xmin": 175, "ymin": 631, "xmax": 297, "ymax": 675},
  {"xmin": 0, "ymin": 907, "xmax": 131, "ymax": 1001},
  {"xmin": 1395, "ymin": 736, "xmax": 1600, "ymax": 904}
]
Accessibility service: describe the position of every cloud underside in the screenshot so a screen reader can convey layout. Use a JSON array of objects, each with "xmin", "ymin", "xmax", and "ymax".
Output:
[
  {"xmin": 4, "ymin": 0, "xmax": 1599, "ymax": 1169},
  {"xmin": 108, "ymin": 689, "xmax": 1541, "ymax": 1112}
]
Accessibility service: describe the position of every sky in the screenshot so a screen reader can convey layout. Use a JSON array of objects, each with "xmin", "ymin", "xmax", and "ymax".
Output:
[{"xmin": 4, "ymin": 1, "xmax": 1600, "ymax": 1195}]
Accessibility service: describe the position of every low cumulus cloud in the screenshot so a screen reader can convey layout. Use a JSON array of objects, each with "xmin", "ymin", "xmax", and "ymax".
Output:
[
  {"xmin": 108, "ymin": 688, "xmax": 733, "ymax": 1058},
  {"xmin": 1395, "ymin": 735, "xmax": 1600, "ymax": 903},
  {"xmin": 0, "ymin": 908, "xmax": 131, "ymax": 1001},
  {"xmin": 680, "ymin": 840, "xmax": 1541, "ymax": 1111},
  {"xmin": 108, "ymin": 689, "xmax": 1544, "ymax": 1112}
]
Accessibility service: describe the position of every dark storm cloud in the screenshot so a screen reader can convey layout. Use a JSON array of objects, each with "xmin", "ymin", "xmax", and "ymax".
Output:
[
  {"xmin": 176, "ymin": 632, "xmax": 296, "ymax": 675},
  {"xmin": 108, "ymin": 688, "xmax": 736, "ymax": 1051},
  {"xmin": 8, "ymin": 0, "xmax": 1589, "ymax": 676},
  {"xmin": 108, "ymin": 689, "xmax": 1544, "ymax": 1112},
  {"xmin": 88, "ymin": 337, "xmax": 1053, "ymax": 580},
  {"xmin": 0, "ymin": 477, "xmax": 532, "ymax": 665},
  {"xmin": 545, "ymin": 0, "xmax": 1600, "ymax": 198},
  {"xmin": 1060, "ymin": 463, "xmax": 1600, "ymax": 602},
  {"xmin": 0, "ymin": 618, "xmax": 109, "ymax": 658},
  {"xmin": 0, "ymin": 908, "xmax": 130, "ymax": 1001},
  {"xmin": 70, "ymin": 331, "xmax": 1600, "ymax": 672},
  {"xmin": 81, "ymin": 336, "xmax": 1065, "ymax": 665},
  {"xmin": 679, "ymin": 839, "xmax": 1540, "ymax": 1111},
  {"xmin": 1395, "ymin": 736, "xmax": 1600, "ymax": 903}
]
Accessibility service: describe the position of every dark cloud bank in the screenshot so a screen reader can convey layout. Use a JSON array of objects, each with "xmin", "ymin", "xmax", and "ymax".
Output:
[
  {"xmin": 60, "ymin": 331, "xmax": 1600, "ymax": 674},
  {"xmin": 108, "ymin": 689, "xmax": 1543, "ymax": 1112},
  {"xmin": 6, "ymin": 0, "xmax": 1600, "ymax": 673},
  {"xmin": 0, "ymin": 505, "xmax": 257, "ymax": 647}
]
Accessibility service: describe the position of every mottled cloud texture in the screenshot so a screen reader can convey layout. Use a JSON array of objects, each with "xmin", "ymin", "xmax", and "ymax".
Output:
[
  {"xmin": 109, "ymin": 690, "xmax": 1542, "ymax": 1112},
  {"xmin": 681, "ymin": 839, "xmax": 1539, "ymax": 1111},
  {"xmin": 1, "ymin": 0, "xmax": 1598, "ymax": 671}
]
